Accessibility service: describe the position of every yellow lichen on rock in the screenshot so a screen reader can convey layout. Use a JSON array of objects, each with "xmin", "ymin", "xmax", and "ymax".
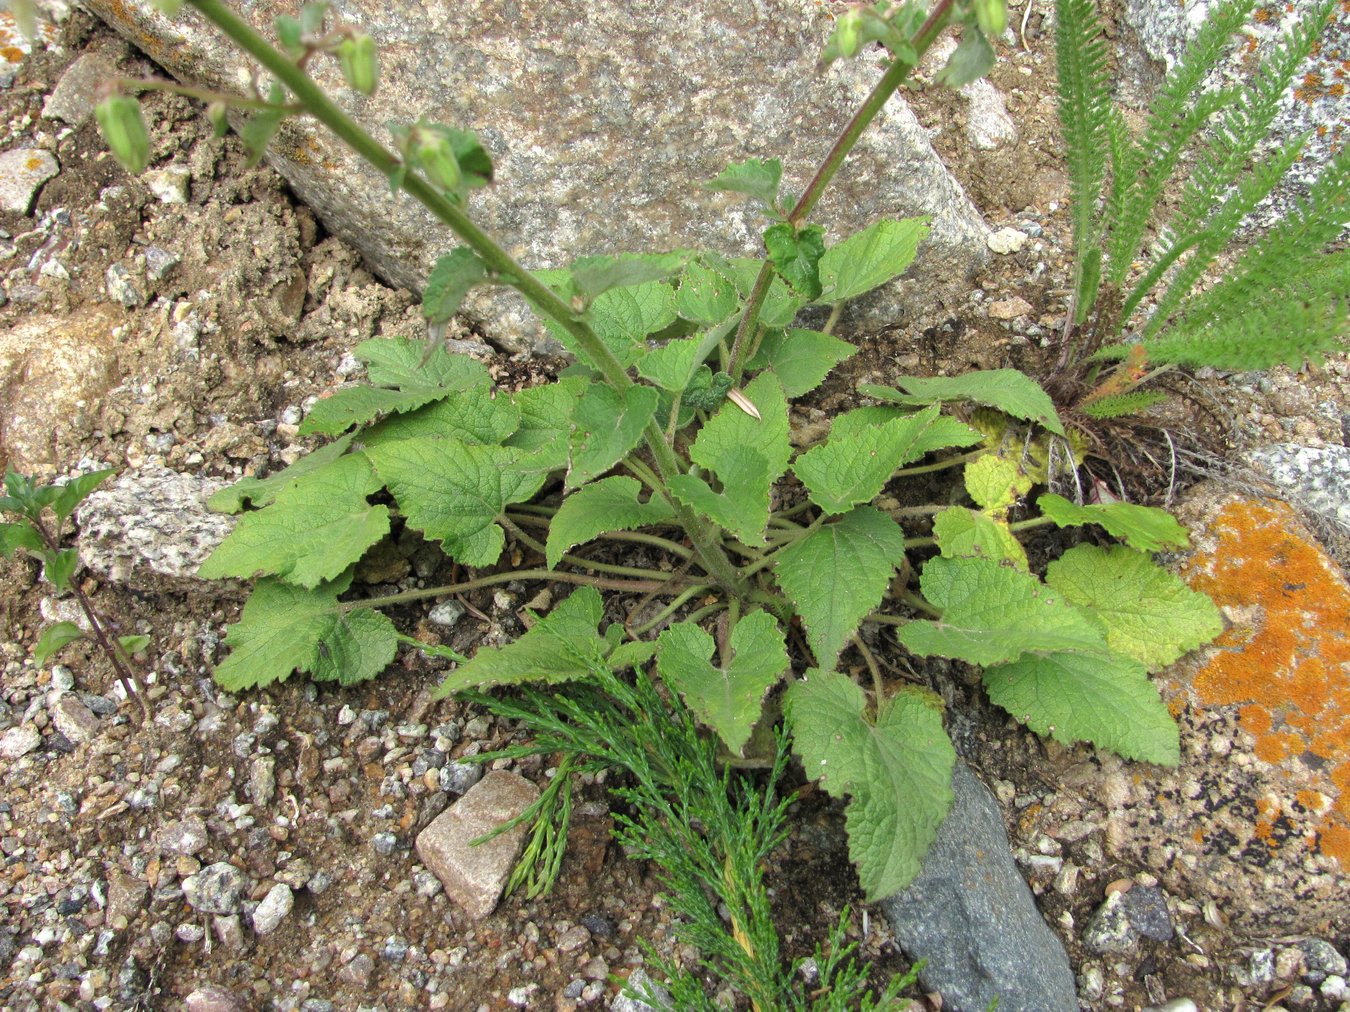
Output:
[{"xmin": 1181, "ymin": 499, "xmax": 1350, "ymax": 867}]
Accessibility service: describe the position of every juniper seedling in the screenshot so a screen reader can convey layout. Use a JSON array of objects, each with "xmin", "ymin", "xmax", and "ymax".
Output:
[
  {"xmin": 0, "ymin": 468, "xmax": 149, "ymax": 714},
  {"xmin": 96, "ymin": 1, "xmax": 1230, "ymax": 998},
  {"xmin": 1052, "ymin": 0, "xmax": 1348, "ymax": 419}
]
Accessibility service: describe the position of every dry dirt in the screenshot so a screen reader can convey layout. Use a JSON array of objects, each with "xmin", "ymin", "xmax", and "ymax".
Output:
[{"xmin": 1, "ymin": 5, "xmax": 1347, "ymax": 1012}]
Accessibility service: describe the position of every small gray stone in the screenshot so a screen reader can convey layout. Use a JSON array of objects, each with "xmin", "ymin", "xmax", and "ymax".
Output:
[
  {"xmin": 183, "ymin": 862, "xmax": 249, "ymax": 915},
  {"xmin": 250, "ymin": 883, "xmax": 293, "ymax": 935},
  {"xmin": 611, "ymin": 968, "xmax": 673, "ymax": 1012},
  {"xmin": 0, "ymin": 725, "xmax": 41, "ymax": 759},
  {"xmin": 143, "ymin": 166, "xmax": 190, "ymax": 204},
  {"xmin": 76, "ymin": 467, "xmax": 234, "ymax": 588},
  {"xmin": 185, "ymin": 985, "xmax": 247, "ymax": 1012},
  {"xmin": 988, "ymin": 296, "xmax": 1034, "ymax": 320},
  {"xmin": 157, "ymin": 817, "xmax": 210, "ymax": 856},
  {"xmin": 50, "ymin": 694, "xmax": 101, "ymax": 744},
  {"xmin": 0, "ymin": 149, "xmax": 59, "ymax": 214},
  {"xmin": 1322, "ymin": 974, "xmax": 1348, "ymax": 1000},
  {"xmin": 986, "ymin": 227, "xmax": 1029, "ymax": 255},
  {"xmin": 963, "ymin": 78, "xmax": 1018, "ymax": 150},
  {"xmin": 557, "ymin": 924, "xmax": 591, "ymax": 952},
  {"xmin": 1084, "ymin": 892, "xmax": 1138, "ymax": 955},
  {"xmin": 42, "ymin": 52, "xmax": 117, "ymax": 125},
  {"xmin": 427, "ymin": 601, "xmax": 465, "ymax": 628},
  {"xmin": 104, "ymin": 263, "xmax": 144, "ymax": 308},
  {"xmin": 1299, "ymin": 938, "xmax": 1348, "ymax": 984},
  {"xmin": 371, "ymin": 831, "xmax": 399, "ymax": 856},
  {"xmin": 212, "ymin": 913, "xmax": 246, "ymax": 950},
  {"xmin": 1121, "ymin": 885, "xmax": 1173, "ymax": 941},
  {"xmin": 144, "ymin": 246, "xmax": 180, "ymax": 280},
  {"xmin": 439, "ymin": 760, "xmax": 484, "ymax": 795},
  {"xmin": 248, "ymin": 756, "xmax": 276, "ymax": 807},
  {"xmin": 415, "ymin": 770, "xmax": 540, "ymax": 920},
  {"xmin": 880, "ymin": 762, "xmax": 1078, "ymax": 1011},
  {"xmin": 105, "ymin": 868, "xmax": 149, "ymax": 925}
]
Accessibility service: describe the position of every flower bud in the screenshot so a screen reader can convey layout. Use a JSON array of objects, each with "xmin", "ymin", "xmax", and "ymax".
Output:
[
  {"xmin": 337, "ymin": 33, "xmax": 378, "ymax": 96},
  {"xmin": 975, "ymin": 0, "xmax": 1007, "ymax": 39},
  {"xmin": 414, "ymin": 128, "xmax": 463, "ymax": 194},
  {"xmin": 832, "ymin": 9, "xmax": 865, "ymax": 59},
  {"xmin": 95, "ymin": 94, "xmax": 151, "ymax": 174}
]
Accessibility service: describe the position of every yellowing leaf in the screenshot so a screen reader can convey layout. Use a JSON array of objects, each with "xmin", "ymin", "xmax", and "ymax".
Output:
[{"xmin": 1046, "ymin": 544, "xmax": 1223, "ymax": 670}]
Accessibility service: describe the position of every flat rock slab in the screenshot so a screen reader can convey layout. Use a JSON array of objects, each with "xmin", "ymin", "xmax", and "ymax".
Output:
[
  {"xmin": 76, "ymin": 466, "xmax": 234, "ymax": 589},
  {"xmin": 880, "ymin": 762, "xmax": 1078, "ymax": 1012},
  {"xmin": 415, "ymin": 769, "xmax": 540, "ymax": 921},
  {"xmin": 85, "ymin": 0, "xmax": 987, "ymax": 354},
  {"xmin": 0, "ymin": 306, "xmax": 122, "ymax": 472},
  {"xmin": 1101, "ymin": 488, "xmax": 1350, "ymax": 933}
]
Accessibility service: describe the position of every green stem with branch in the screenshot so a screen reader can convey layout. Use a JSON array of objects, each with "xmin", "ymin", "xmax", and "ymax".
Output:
[
  {"xmin": 184, "ymin": 0, "xmax": 746, "ymax": 599},
  {"xmin": 728, "ymin": 0, "xmax": 958, "ymax": 380}
]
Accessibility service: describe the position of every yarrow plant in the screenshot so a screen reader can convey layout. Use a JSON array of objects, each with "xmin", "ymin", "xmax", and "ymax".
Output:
[
  {"xmin": 1051, "ymin": 0, "xmax": 1348, "ymax": 420},
  {"xmin": 80, "ymin": 0, "xmax": 1340, "ymax": 1001}
]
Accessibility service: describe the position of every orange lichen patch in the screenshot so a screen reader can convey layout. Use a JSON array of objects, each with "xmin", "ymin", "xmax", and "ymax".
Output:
[{"xmin": 1184, "ymin": 500, "xmax": 1350, "ymax": 868}]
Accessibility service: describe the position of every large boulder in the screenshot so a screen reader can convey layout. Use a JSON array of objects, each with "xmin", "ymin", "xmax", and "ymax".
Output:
[{"xmin": 84, "ymin": 0, "xmax": 988, "ymax": 354}]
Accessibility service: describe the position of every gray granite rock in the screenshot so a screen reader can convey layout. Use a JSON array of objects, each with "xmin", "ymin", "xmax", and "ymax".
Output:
[
  {"xmin": 42, "ymin": 50, "xmax": 120, "ymax": 125},
  {"xmin": 0, "ymin": 148, "xmax": 59, "ymax": 214},
  {"xmin": 1244, "ymin": 443, "xmax": 1350, "ymax": 531},
  {"xmin": 415, "ymin": 770, "xmax": 539, "ymax": 920},
  {"xmin": 84, "ymin": 0, "xmax": 987, "ymax": 355},
  {"xmin": 611, "ymin": 968, "xmax": 673, "ymax": 1012},
  {"xmin": 879, "ymin": 762, "xmax": 1077, "ymax": 1012},
  {"xmin": 182, "ymin": 861, "xmax": 249, "ymax": 915},
  {"xmin": 76, "ymin": 466, "xmax": 234, "ymax": 588},
  {"xmin": 250, "ymin": 883, "xmax": 293, "ymax": 935},
  {"xmin": 0, "ymin": 306, "xmax": 123, "ymax": 472}
]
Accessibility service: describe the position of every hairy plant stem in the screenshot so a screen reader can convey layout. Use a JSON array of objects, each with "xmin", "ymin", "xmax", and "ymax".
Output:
[
  {"xmin": 628, "ymin": 583, "xmax": 713, "ymax": 637},
  {"xmin": 117, "ymin": 76, "xmax": 299, "ymax": 111},
  {"xmin": 504, "ymin": 512, "xmax": 695, "ymax": 561},
  {"xmin": 31, "ymin": 517, "xmax": 147, "ymax": 716},
  {"xmin": 497, "ymin": 515, "xmax": 665, "ymax": 581},
  {"xmin": 728, "ymin": 0, "xmax": 958, "ymax": 380},
  {"xmin": 343, "ymin": 568, "xmax": 691, "ymax": 612},
  {"xmin": 185, "ymin": 0, "xmax": 746, "ymax": 600},
  {"xmin": 891, "ymin": 449, "xmax": 986, "ymax": 477}
]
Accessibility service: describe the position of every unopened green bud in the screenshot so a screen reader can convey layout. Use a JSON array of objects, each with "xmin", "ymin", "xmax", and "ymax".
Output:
[
  {"xmin": 206, "ymin": 101, "xmax": 230, "ymax": 139},
  {"xmin": 337, "ymin": 33, "xmax": 378, "ymax": 96},
  {"xmin": 95, "ymin": 94, "xmax": 151, "ymax": 174},
  {"xmin": 975, "ymin": 0, "xmax": 1007, "ymax": 39},
  {"xmin": 832, "ymin": 9, "xmax": 865, "ymax": 59},
  {"xmin": 414, "ymin": 129, "xmax": 463, "ymax": 194}
]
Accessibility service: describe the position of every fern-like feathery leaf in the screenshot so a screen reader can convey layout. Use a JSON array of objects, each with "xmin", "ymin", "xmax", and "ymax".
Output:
[
  {"xmin": 1168, "ymin": 0, "xmax": 1335, "ymax": 241},
  {"xmin": 1172, "ymin": 145, "xmax": 1350, "ymax": 337},
  {"xmin": 1142, "ymin": 250, "xmax": 1349, "ymax": 370},
  {"xmin": 1103, "ymin": 0, "xmax": 1254, "ymax": 289},
  {"xmin": 1080, "ymin": 390, "xmax": 1171, "ymax": 419},
  {"xmin": 1138, "ymin": 132, "xmax": 1307, "ymax": 337},
  {"xmin": 1056, "ymin": 0, "xmax": 1112, "ymax": 322}
]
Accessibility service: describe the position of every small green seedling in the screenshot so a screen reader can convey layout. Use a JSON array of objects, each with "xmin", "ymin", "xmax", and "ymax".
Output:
[{"xmin": 1, "ymin": 468, "xmax": 148, "ymax": 713}]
